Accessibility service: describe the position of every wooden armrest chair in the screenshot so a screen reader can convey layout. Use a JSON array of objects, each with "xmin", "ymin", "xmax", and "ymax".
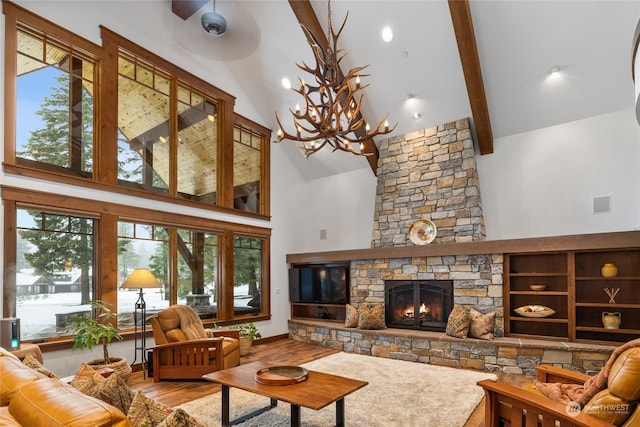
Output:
[
  {"xmin": 478, "ymin": 346, "xmax": 640, "ymax": 427},
  {"xmin": 149, "ymin": 304, "xmax": 240, "ymax": 382}
]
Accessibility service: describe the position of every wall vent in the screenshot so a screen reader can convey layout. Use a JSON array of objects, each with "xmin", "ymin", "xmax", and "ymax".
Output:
[{"xmin": 593, "ymin": 196, "xmax": 611, "ymax": 214}]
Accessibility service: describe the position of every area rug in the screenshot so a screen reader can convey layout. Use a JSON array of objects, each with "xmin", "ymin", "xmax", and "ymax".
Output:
[{"xmin": 177, "ymin": 352, "xmax": 496, "ymax": 427}]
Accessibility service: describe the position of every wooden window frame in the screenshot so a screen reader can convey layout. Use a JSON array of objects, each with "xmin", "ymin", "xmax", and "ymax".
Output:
[
  {"xmin": 3, "ymin": 1, "xmax": 271, "ymax": 220},
  {"xmin": 2, "ymin": 186, "xmax": 272, "ymax": 348}
]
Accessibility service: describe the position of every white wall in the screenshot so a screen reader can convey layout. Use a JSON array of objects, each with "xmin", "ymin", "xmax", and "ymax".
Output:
[
  {"xmin": 477, "ymin": 108, "xmax": 640, "ymax": 240},
  {"xmin": 2, "ymin": 1, "xmax": 640, "ymax": 374}
]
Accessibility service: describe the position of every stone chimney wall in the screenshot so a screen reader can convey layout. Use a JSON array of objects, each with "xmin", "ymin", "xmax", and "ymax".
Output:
[{"xmin": 371, "ymin": 118, "xmax": 485, "ymax": 247}]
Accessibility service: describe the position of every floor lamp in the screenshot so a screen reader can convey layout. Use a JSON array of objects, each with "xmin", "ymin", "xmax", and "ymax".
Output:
[{"xmin": 120, "ymin": 268, "xmax": 162, "ymax": 378}]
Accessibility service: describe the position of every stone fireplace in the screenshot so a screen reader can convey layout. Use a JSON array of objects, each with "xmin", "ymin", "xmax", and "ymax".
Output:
[
  {"xmin": 350, "ymin": 118, "xmax": 504, "ymax": 336},
  {"xmin": 385, "ymin": 280, "xmax": 453, "ymax": 331}
]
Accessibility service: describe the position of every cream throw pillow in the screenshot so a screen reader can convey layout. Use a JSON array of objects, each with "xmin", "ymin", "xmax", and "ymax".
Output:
[
  {"xmin": 358, "ymin": 304, "xmax": 386, "ymax": 330},
  {"xmin": 344, "ymin": 303, "xmax": 359, "ymax": 328},
  {"xmin": 468, "ymin": 307, "xmax": 496, "ymax": 340},
  {"xmin": 446, "ymin": 305, "xmax": 470, "ymax": 338}
]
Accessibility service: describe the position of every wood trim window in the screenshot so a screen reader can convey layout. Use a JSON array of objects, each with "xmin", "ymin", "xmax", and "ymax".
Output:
[
  {"xmin": 2, "ymin": 2, "xmax": 273, "ymax": 346},
  {"xmin": 3, "ymin": 2, "xmax": 270, "ymax": 219},
  {"xmin": 2, "ymin": 187, "xmax": 271, "ymax": 343}
]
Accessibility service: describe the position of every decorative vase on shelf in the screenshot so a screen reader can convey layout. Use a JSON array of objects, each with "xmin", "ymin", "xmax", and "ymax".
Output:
[
  {"xmin": 602, "ymin": 312, "xmax": 621, "ymax": 330},
  {"xmin": 601, "ymin": 263, "xmax": 618, "ymax": 278}
]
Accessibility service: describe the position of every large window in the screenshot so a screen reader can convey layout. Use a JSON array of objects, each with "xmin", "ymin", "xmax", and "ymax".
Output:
[
  {"xmin": 15, "ymin": 208, "xmax": 95, "ymax": 340},
  {"xmin": 3, "ymin": 4, "xmax": 272, "ymax": 345},
  {"xmin": 5, "ymin": 6, "xmax": 271, "ymax": 218},
  {"xmin": 117, "ymin": 54, "xmax": 171, "ymax": 193},
  {"xmin": 233, "ymin": 123, "xmax": 264, "ymax": 213},
  {"xmin": 117, "ymin": 222, "xmax": 169, "ymax": 328},
  {"xmin": 15, "ymin": 25, "xmax": 96, "ymax": 177},
  {"xmin": 233, "ymin": 236, "xmax": 264, "ymax": 315}
]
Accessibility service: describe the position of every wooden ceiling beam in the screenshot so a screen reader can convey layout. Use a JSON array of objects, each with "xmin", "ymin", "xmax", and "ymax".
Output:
[
  {"xmin": 171, "ymin": 0, "xmax": 208, "ymax": 20},
  {"xmin": 448, "ymin": 0, "xmax": 494, "ymax": 155},
  {"xmin": 287, "ymin": 0, "xmax": 379, "ymax": 175}
]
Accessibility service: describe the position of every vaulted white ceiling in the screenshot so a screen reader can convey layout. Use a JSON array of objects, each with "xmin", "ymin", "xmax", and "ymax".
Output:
[{"xmin": 191, "ymin": 0, "xmax": 638, "ymax": 181}]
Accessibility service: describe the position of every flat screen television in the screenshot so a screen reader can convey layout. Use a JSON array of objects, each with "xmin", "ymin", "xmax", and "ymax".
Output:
[{"xmin": 289, "ymin": 264, "xmax": 349, "ymax": 304}]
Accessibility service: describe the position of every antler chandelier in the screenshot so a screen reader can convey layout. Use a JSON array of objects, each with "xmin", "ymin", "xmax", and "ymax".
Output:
[{"xmin": 274, "ymin": 0, "xmax": 396, "ymax": 158}]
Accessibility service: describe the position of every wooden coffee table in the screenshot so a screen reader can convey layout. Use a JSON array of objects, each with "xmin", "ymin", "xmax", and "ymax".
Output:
[{"xmin": 203, "ymin": 361, "xmax": 368, "ymax": 427}]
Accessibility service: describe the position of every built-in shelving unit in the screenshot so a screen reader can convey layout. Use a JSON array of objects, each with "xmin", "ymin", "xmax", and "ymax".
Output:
[
  {"xmin": 504, "ymin": 252, "xmax": 570, "ymax": 340},
  {"xmin": 505, "ymin": 247, "xmax": 640, "ymax": 344}
]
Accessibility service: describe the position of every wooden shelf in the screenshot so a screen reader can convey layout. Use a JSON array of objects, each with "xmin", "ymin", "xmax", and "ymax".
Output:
[
  {"xmin": 506, "ymin": 246, "xmax": 640, "ymax": 344},
  {"xmin": 576, "ymin": 326, "xmax": 638, "ymax": 334},
  {"xmin": 286, "ymin": 230, "xmax": 640, "ymax": 264},
  {"xmin": 576, "ymin": 302, "xmax": 640, "ymax": 309},
  {"xmin": 291, "ymin": 302, "xmax": 347, "ymax": 322},
  {"xmin": 510, "ymin": 291, "xmax": 568, "ymax": 296},
  {"xmin": 509, "ymin": 273, "xmax": 567, "ymax": 277},
  {"xmin": 510, "ymin": 317, "xmax": 568, "ymax": 323}
]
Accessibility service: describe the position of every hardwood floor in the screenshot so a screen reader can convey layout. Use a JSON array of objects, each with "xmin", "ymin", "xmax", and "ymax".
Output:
[{"xmin": 128, "ymin": 338, "xmax": 533, "ymax": 426}]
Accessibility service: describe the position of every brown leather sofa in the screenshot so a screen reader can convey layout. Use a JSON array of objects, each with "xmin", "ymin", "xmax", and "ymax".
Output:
[
  {"xmin": 478, "ymin": 346, "xmax": 640, "ymax": 427},
  {"xmin": 0, "ymin": 347, "xmax": 131, "ymax": 426},
  {"xmin": 149, "ymin": 304, "xmax": 240, "ymax": 382}
]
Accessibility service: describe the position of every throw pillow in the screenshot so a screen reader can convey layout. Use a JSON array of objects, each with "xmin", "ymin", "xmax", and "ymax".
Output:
[
  {"xmin": 95, "ymin": 373, "xmax": 134, "ymax": 414},
  {"xmin": 128, "ymin": 390, "xmax": 173, "ymax": 427},
  {"xmin": 468, "ymin": 308, "xmax": 496, "ymax": 340},
  {"xmin": 344, "ymin": 303, "xmax": 358, "ymax": 328},
  {"xmin": 445, "ymin": 305, "xmax": 470, "ymax": 338},
  {"xmin": 157, "ymin": 408, "xmax": 206, "ymax": 427},
  {"xmin": 358, "ymin": 304, "xmax": 386, "ymax": 330},
  {"xmin": 70, "ymin": 363, "xmax": 105, "ymax": 396},
  {"xmin": 22, "ymin": 353, "xmax": 59, "ymax": 379}
]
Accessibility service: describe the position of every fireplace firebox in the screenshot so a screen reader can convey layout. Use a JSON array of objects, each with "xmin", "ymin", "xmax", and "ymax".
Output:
[{"xmin": 385, "ymin": 280, "xmax": 453, "ymax": 331}]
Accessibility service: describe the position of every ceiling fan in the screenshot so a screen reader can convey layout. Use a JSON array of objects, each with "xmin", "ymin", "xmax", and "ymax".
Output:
[{"xmin": 201, "ymin": 0, "xmax": 226, "ymax": 36}]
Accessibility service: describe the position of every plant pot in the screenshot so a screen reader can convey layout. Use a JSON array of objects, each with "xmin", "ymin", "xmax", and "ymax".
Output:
[
  {"xmin": 239, "ymin": 336, "xmax": 253, "ymax": 356},
  {"xmin": 86, "ymin": 357, "xmax": 132, "ymax": 382}
]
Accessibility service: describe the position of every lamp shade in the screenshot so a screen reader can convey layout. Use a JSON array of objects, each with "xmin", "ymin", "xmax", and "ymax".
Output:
[{"xmin": 120, "ymin": 268, "xmax": 162, "ymax": 289}]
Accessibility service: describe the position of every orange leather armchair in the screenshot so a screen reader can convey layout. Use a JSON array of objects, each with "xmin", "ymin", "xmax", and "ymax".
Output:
[
  {"xmin": 478, "ymin": 346, "xmax": 640, "ymax": 427},
  {"xmin": 149, "ymin": 305, "xmax": 240, "ymax": 382}
]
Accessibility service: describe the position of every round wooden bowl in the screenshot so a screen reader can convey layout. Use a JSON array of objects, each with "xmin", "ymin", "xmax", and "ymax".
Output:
[
  {"xmin": 255, "ymin": 366, "xmax": 308, "ymax": 385},
  {"xmin": 529, "ymin": 284, "xmax": 547, "ymax": 291}
]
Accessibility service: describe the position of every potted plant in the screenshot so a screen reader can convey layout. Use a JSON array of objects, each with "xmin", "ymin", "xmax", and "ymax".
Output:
[
  {"xmin": 70, "ymin": 300, "xmax": 131, "ymax": 381},
  {"xmin": 237, "ymin": 322, "xmax": 261, "ymax": 356}
]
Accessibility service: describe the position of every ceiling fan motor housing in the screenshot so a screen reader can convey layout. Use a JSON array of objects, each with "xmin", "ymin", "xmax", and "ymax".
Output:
[{"xmin": 201, "ymin": 11, "xmax": 226, "ymax": 36}]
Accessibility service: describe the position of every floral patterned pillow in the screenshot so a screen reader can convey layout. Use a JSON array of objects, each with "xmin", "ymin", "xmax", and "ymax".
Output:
[
  {"xmin": 358, "ymin": 304, "xmax": 386, "ymax": 330},
  {"xmin": 344, "ymin": 304, "xmax": 359, "ymax": 328},
  {"xmin": 22, "ymin": 353, "xmax": 58, "ymax": 379},
  {"xmin": 70, "ymin": 363, "xmax": 105, "ymax": 396},
  {"xmin": 446, "ymin": 305, "xmax": 470, "ymax": 338},
  {"xmin": 157, "ymin": 408, "xmax": 205, "ymax": 427},
  {"xmin": 468, "ymin": 308, "xmax": 496, "ymax": 340},
  {"xmin": 127, "ymin": 390, "xmax": 173, "ymax": 427},
  {"xmin": 96, "ymin": 373, "xmax": 134, "ymax": 415}
]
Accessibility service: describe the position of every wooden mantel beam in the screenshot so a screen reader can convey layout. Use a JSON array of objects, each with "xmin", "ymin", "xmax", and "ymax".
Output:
[
  {"xmin": 448, "ymin": 0, "xmax": 494, "ymax": 155},
  {"xmin": 287, "ymin": 0, "xmax": 379, "ymax": 175}
]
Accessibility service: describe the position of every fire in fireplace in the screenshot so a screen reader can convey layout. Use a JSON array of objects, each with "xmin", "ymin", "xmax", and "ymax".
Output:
[{"xmin": 385, "ymin": 280, "xmax": 453, "ymax": 331}]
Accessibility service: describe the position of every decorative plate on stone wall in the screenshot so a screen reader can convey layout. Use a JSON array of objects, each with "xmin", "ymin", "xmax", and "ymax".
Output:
[{"xmin": 408, "ymin": 219, "xmax": 437, "ymax": 245}]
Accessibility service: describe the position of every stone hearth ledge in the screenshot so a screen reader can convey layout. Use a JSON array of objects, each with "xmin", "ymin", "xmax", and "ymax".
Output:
[{"xmin": 288, "ymin": 319, "xmax": 615, "ymax": 376}]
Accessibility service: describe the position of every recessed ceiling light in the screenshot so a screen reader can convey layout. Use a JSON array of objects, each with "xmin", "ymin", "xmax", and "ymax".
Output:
[
  {"xmin": 412, "ymin": 112, "xmax": 421, "ymax": 120},
  {"xmin": 281, "ymin": 77, "xmax": 291, "ymax": 89},
  {"xmin": 382, "ymin": 27, "xmax": 393, "ymax": 43},
  {"xmin": 406, "ymin": 94, "xmax": 415, "ymax": 100},
  {"xmin": 549, "ymin": 66, "xmax": 560, "ymax": 76}
]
